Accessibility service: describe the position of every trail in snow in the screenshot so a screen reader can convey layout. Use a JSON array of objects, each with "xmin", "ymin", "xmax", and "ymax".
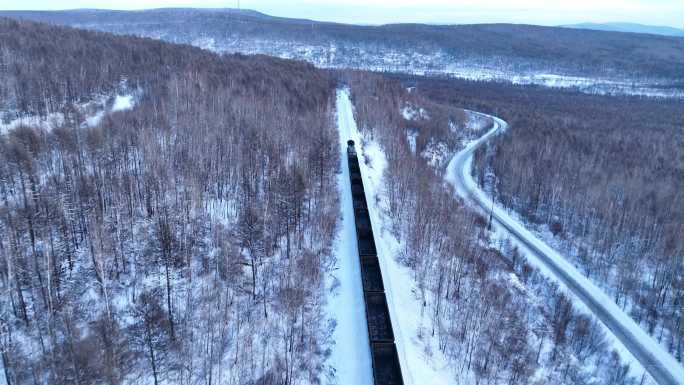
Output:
[
  {"xmin": 446, "ymin": 111, "xmax": 684, "ymax": 385},
  {"xmin": 325, "ymin": 89, "xmax": 373, "ymax": 385},
  {"xmin": 336, "ymin": 88, "xmax": 457, "ymax": 385}
]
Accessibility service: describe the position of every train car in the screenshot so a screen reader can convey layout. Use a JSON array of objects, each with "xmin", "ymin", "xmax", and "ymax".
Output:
[
  {"xmin": 347, "ymin": 139, "xmax": 404, "ymax": 385},
  {"xmin": 347, "ymin": 139, "xmax": 358, "ymax": 157},
  {"xmin": 364, "ymin": 292, "xmax": 395, "ymax": 342},
  {"xmin": 371, "ymin": 343, "xmax": 404, "ymax": 385},
  {"xmin": 357, "ymin": 231, "xmax": 378, "ymax": 257},
  {"xmin": 360, "ymin": 256, "xmax": 385, "ymax": 292},
  {"xmin": 353, "ymin": 194, "xmax": 368, "ymax": 211}
]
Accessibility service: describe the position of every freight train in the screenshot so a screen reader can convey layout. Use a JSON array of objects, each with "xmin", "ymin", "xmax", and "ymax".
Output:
[{"xmin": 347, "ymin": 140, "xmax": 404, "ymax": 385}]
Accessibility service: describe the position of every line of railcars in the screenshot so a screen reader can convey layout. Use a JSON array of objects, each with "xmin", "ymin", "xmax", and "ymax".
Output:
[{"xmin": 347, "ymin": 140, "xmax": 404, "ymax": 385}]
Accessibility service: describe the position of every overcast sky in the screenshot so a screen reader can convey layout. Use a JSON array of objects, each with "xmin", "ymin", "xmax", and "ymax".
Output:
[{"xmin": 2, "ymin": 0, "xmax": 683, "ymax": 28}]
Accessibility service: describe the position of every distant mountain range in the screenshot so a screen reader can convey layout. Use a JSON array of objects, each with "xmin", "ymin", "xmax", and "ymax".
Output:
[
  {"xmin": 563, "ymin": 22, "xmax": 684, "ymax": 37},
  {"xmin": 2, "ymin": 9, "xmax": 683, "ymax": 96}
]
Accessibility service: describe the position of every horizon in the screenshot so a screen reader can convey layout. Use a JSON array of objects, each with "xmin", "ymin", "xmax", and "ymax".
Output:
[
  {"xmin": 1, "ymin": 1, "xmax": 683, "ymax": 29},
  {"xmin": 4, "ymin": 7, "xmax": 684, "ymax": 30}
]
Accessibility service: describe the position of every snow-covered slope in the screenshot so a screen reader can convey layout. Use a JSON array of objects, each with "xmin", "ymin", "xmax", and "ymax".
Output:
[
  {"xmin": 5, "ymin": 9, "xmax": 684, "ymax": 98},
  {"xmin": 446, "ymin": 111, "xmax": 684, "ymax": 385}
]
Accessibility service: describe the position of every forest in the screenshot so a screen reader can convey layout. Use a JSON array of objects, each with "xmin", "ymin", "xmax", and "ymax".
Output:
[
  {"xmin": 400, "ymin": 75, "xmax": 684, "ymax": 365},
  {"xmin": 0, "ymin": 13, "xmax": 680, "ymax": 385},
  {"xmin": 0, "ymin": 18, "xmax": 339, "ymax": 385},
  {"xmin": 4, "ymin": 9, "xmax": 684, "ymax": 81},
  {"xmin": 337, "ymin": 70, "xmax": 655, "ymax": 384}
]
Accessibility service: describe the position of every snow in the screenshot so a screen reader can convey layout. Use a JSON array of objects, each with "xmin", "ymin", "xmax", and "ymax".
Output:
[
  {"xmin": 0, "ymin": 112, "xmax": 65, "ymax": 134},
  {"xmin": 112, "ymin": 94, "xmax": 135, "ymax": 112},
  {"xmin": 420, "ymin": 140, "xmax": 449, "ymax": 168},
  {"xmin": 401, "ymin": 104, "xmax": 429, "ymax": 121},
  {"xmin": 85, "ymin": 110, "xmax": 105, "ymax": 127},
  {"xmin": 487, "ymin": 208, "xmax": 654, "ymax": 382},
  {"xmin": 465, "ymin": 111, "xmax": 490, "ymax": 132},
  {"xmin": 81, "ymin": 93, "xmax": 136, "ymax": 128},
  {"xmin": 325, "ymin": 88, "xmax": 374, "ymax": 385},
  {"xmin": 224, "ymin": 38, "xmax": 684, "ymax": 98},
  {"xmin": 446, "ymin": 111, "xmax": 684, "ymax": 385},
  {"xmin": 436, "ymin": 65, "xmax": 684, "ymax": 98},
  {"xmin": 406, "ymin": 130, "xmax": 418, "ymax": 154},
  {"xmin": 1, "ymin": 91, "xmax": 139, "ymax": 135},
  {"xmin": 338, "ymin": 88, "xmax": 457, "ymax": 385},
  {"xmin": 191, "ymin": 36, "xmax": 217, "ymax": 51},
  {"xmin": 507, "ymin": 272, "xmax": 527, "ymax": 293},
  {"xmin": 401, "ymin": 106, "xmax": 415, "ymax": 120},
  {"xmin": 205, "ymin": 198, "xmax": 238, "ymax": 226},
  {"xmin": 89, "ymin": 27, "xmax": 683, "ymax": 99},
  {"xmin": 87, "ymin": 91, "xmax": 139, "ymax": 125}
]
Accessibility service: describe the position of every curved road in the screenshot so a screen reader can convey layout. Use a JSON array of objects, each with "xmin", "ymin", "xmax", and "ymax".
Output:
[{"xmin": 447, "ymin": 111, "xmax": 684, "ymax": 385}]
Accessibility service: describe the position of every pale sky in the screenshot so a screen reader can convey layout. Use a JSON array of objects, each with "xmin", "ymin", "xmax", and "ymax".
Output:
[{"xmin": 2, "ymin": 0, "xmax": 684, "ymax": 28}]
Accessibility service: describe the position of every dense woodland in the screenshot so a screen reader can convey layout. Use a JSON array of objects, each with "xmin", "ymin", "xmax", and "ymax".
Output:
[
  {"xmin": 0, "ymin": 18, "xmax": 339, "ymax": 385},
  {"xmin": 0, "ymin": 13, "xmax": 681, "ymax": 385},
  {"xmin": 403, "ymin": 76, "xmax": 684, "ymax": 365},
  {"xmin": 4, "ymin": 9, "xmax": 684, "ymax": 81},
  {"xmin": 339, "ymin": 70, "xmax": 657, "ymax": 385}
]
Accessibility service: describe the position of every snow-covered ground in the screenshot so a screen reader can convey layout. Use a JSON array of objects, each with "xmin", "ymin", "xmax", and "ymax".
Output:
[
  {"xmin": 0, "ymin": 111, "xmax": 65, "ymax": 135},
  {"xmin": 0, "ymin": 90, "xmax": 138, "ymax": 136},
  {"xmin": 401, "ymin": 104, "xmax": 429, "ymax": 121},
  {"xmin": 111, "ymin": 94, "xmax": 136, "ymax": 112},
  {"xmin": 406, "ymin": 130, "xmax": 418, "ymax": 154},
  {"xmin": 328, "ymin": 88, "xmax": 684, "ymax": 385},
  {"xmin": 80, "ymin": 92, "xmax": 137, "ymax": 128},
  {"xmin": 207, "ymin": 39, "xmax": 684, "ymax": 99},
  {"xmin": 324, "ymin": 89, "xmax": 373, "ymax": 385},
  {"xmin": 446, "ymin": 111, "xmax": 684, "ymax": 385},
  {"xmin": 30, "ymin": 20, "xmax": 684, "ymax": 99},
  {"xmin": 334, "ymin": 88, "xmax": 458, "ymax": 385}
]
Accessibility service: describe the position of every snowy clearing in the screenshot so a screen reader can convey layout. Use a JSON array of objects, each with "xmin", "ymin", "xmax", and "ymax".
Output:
[
  {"xmin": 0, "ymin": 112, "xmax": 65, "ymax": 135},
  {"xmin": 1, "ymin": 91, "xmax": 139, "ymax": 136}
]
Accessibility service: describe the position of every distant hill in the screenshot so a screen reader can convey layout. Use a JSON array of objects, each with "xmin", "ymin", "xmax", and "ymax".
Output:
[
  {"xmin": 2, "ymin": 8, "xmax": 684, "ymax": 96},
  {"xmin": 563, "ymin": 22, "xmax": 684, "ymax": 37}
]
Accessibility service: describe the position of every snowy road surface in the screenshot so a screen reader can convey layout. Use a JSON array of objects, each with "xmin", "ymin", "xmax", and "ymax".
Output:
[{"xmin": 446, "ymin": 111, "xmax": 684, "ymax": 385}]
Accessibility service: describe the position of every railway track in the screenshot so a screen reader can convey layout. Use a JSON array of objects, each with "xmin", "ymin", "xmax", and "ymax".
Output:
[{"xmin": 347, "ymin": 140, "xmax": 405, "ymax": 385}]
